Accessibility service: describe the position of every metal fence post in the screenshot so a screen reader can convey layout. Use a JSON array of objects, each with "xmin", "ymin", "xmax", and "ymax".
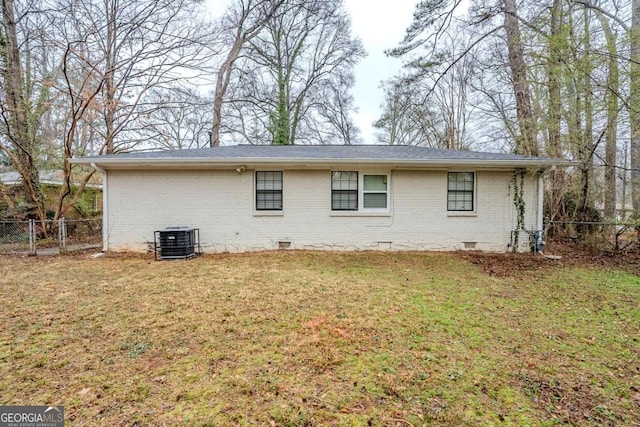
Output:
[
  {"xmin": 28, "ymin": 219, "xmax": 36, "ymax": 256},
  {"xmin": 58, "ymin": 217, "xmax": 67, "ymax": 252},
  {"xmin": 63, "ymin": 218, "xmax": 67, "ymax": 251}
]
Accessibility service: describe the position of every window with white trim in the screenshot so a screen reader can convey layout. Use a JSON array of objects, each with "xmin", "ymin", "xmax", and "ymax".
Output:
[
  {"xmin": 331, "ymin": 171, "xmax": 389, "ymax": 211},
  {"xmin": 363, "ymin": 174, "xmax": 388, "ymax": 209},
  {"xmin": 255, "ymin": 171, "xmax": 283, "ymax": 210},
  {"xmin": 447, "ymin": 172, "xmax": 474, "ymax": 211}
]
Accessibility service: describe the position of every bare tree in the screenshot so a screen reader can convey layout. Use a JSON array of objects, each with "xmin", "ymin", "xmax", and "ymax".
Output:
[
  {"xmin": 140, "ymin": 87, "xmax": 212, "ymax": 150},
  {"xmin": 0, "ymin": 0, "xmax": 47, "ymax": 223},
  {"xmin": 374, "ymin": 78, "xmax": 441, "ymax": 147},
  {"xmin": 381, "ymin": 17, "xmax": 478, "ymax": 149},
  {"xmin": 597, "ymin": 11, "xmax": 619, "ymax": 221},
  {"xmin": 571, "ymin": 0, "xmax": 639, "ymax": 219},
  {"xmin": 58, "ymin": 0, "xmax": 214, "ymax": 154},
  {"xmin": 224, "ymin": 0, "xmax": 365, "ymax": 145},
  {"xmin": 430, "ymin": 30, "xmax": 476, "ymax": 150},
  {"xmin": 0, "ymin": 0, "xmax": 219, "ymax": 221},
  {"xmin": 309, "ymin": 73, "xmax": 362, "ymax": 145},
  {"xmin": 387, "ymin": 0, "xmax": 539, "ymax": 154},
  {"xmin": 51, "ymin": 36, "xmax": 105, "ymax": 220},
  {"xmin": 211, "ymin": 0, "xmax": 284, "ymax": 147}
]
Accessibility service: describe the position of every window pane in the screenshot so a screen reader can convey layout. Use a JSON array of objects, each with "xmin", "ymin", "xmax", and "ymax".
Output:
[
  {"xmin": 363, "ymin": 192, "xmax": 387, "ymax": 209},
  {"xmin": 449, "ymin": 172, "xmax": 459, "ymax": 191},
  {"xmin": 448, "ymin": 172, "xmax": 472, "ymax": 187},
  {"xmin": 256, "ymin": 171, "xmax": 282, "ymax": 190},
  {"xmin": 447, "ymin": 193, "xmax": 472, "ymax": 211},
  {"xmin": 447, "ymin": 193, "xmax": 457, "ymax": 209},
  {"xmin": 273, "ymin": 171, "xmax": 284, "ymax": 189},
  {"xmin": 332, "ymin": 171, "xmax": 357, "ymax": 190},
  {"xmin": 255, "ymin": 172, "xmax": 264, "ymax": 190},
  {"xmin": 256, "ymin": 191, "xmax": 282, "ymax": 210},
  {"xmin": 332, "ymin": 191, "xmax": 357, "ymax": 210},
  {"xmin": 364, "ymin": 175, "xmax": 387, "ymax": 191}
]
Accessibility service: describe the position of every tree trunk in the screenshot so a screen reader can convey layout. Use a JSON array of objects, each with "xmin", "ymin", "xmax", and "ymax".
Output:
[
  {"xmin": 503, "ymin": 0, "xmax": 538, "ymax": 156},
  {"xmin": 547, "ymin": 0, "xmax": 562, "ymax": 158},
  {"xmin": 104, "ymin": 0, "xmax": 117, "ymax": 154},
  {"xmin": 211, "ymin": 41, "xmax": 242, "ymax": 147},
  {"xmin": 0, "ymin": 0, "xmax": 46, "ymax": 224},
  {"xmin": 597, "ymin": 11, "xmax": 619, "ymax": 222},
  {"xmin": 579, "ymin": 10, "xmax": 594, "ymax": 227},
  {"xmin": 211, "ymin": 0, "xmax": 284, "ymax": 147},
  {"xmin": 545, "ymin": 0, "xmax": 564, "ymax": 225},
  {"xmin": 631, "ymin": 0, "xmax": 640, "ymax": 220},
  {"xmin": 273, "ymin": 61, "xmax": 291, "ymax": 144},
  {"xmin": 622, "ymin": 141, "xmax": 629, "ymax": 219}
]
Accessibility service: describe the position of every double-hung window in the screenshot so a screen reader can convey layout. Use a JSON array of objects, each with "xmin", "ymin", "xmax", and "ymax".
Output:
[
  {"xmin": 447, "ymin": 172, "xmax": 474, "ymax": 212},
  {"xmin": 331, "ymin": 171, "xmax": 358, "ymax": 210},
  {"xmin": 331, "ymin": 171, "xmax": 389, "ymax": 212},
  {"xmin": 363, "ymin": 175, "xmax": 388, "ymax": 209},
  {"xmin": 255, "ymin": 171, "xmax": 283, "ymax": 210}
]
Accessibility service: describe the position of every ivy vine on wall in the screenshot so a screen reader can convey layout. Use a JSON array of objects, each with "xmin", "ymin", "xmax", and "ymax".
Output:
[{"xmin": 511, "ymin": 169, "xmax": 526, "ymax": 250}]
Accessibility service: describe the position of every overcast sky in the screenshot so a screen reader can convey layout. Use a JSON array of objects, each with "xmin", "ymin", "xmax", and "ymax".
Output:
[
  {"xmin": 343, "ymin": 0, "xmax": 415, "ymax": 143},
  {"xmin": 206, "ymin": 0, "xmax": 416, "ymax": 144}
]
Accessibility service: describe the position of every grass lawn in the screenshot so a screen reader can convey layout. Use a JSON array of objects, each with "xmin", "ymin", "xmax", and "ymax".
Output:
[{"xmin": 0, "ymin": 251, "xmax": 638, "ymax": 426}]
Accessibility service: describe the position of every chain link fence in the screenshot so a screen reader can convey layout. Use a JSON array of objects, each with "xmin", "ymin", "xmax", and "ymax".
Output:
[
  {"xmin": 0, "ymin": 217, "xmax": 102, "ymax": 255},
  {"xmin": 0, "ymin": 221, "xmax": 32, "ymax": 254}
]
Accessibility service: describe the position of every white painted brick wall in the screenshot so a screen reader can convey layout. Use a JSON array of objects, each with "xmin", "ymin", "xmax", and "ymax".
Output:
[{"xmin": 105, "ymin": 168, "xmax": 539, "ymax": 253}]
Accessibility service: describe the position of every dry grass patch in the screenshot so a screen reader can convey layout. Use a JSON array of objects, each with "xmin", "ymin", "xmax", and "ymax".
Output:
[{"xmin": 0, "ymin": 251, "xmax": 638, "ymax": 426}]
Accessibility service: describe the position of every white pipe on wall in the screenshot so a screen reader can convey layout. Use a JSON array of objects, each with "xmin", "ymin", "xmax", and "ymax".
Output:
[
  {"xmin": 537, "ymin": 172, "xmax": 544, "ymax": 232},
  {"xmin": 92, "ymin": 163, "xmax": 108, "ymax": 251}
]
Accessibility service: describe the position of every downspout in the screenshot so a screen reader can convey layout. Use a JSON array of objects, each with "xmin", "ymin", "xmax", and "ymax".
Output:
[
  {"xmin": 535, "ymin": 169, "xmax": 552, "ymax": 253},
  {"xmin": 92, "ymin": 163, "xmax": 108, "ymax": 252},
  {"xmin": 537, "ymin": 171, "xmax": 544, "ymax": 232}
]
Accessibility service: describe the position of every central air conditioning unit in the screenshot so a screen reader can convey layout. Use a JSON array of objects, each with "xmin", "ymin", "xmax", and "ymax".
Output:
[{"xmin": 154, "ymin": 227, "xmax": 200, "ymax": 260}]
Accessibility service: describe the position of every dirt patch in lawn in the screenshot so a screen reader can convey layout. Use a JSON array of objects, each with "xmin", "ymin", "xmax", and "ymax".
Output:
[
  {"xmin": 459, "ymin": 251, "xmax": 550, "ymax": 278},
  {"xmin": 460, "ymin": 239, "xmax": 640, "ymax": 278}
]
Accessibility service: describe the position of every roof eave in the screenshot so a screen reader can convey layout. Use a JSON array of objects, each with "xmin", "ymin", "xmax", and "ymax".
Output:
[{"xmin": 70, "ymin": 156, "xmax": 575, "ymax": 170}]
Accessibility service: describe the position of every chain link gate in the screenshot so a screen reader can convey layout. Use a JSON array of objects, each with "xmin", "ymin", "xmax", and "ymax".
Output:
[{"xmin": 0, "ymin": 217, "xmax": 102, "ymax": 255}]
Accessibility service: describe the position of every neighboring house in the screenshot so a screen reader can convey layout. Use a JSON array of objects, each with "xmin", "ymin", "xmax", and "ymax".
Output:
[
  {"xmin": 0, "ymin": 170, "xmax": 69, "ymax": 188},
  {"xmin": 0, "ymin": 170, "xmax": 103, "ymax": 218},
  {"xmin": 70, "ymin": 145, "xmax": 572, "ymax": 253}
]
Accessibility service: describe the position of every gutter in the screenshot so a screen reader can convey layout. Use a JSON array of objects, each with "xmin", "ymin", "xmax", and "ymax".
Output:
[{"xmin": 71, "ymin": 156, "xmax": 578, "ymax": 170}]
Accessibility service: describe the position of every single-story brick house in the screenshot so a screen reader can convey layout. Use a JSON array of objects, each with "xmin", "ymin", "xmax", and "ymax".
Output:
[{"xmin": 70, "ymin": 145, "xmax": 571, "ymax": 253}]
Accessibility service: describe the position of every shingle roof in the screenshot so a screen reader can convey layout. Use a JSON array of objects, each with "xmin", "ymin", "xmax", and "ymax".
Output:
[
  {"xmin": 0, "ymin": 170, "xmax": 102, "ymax": 188},
  {"xmin": 71, "ymin": 144, "xmax": 573, "ymax": 169}
]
